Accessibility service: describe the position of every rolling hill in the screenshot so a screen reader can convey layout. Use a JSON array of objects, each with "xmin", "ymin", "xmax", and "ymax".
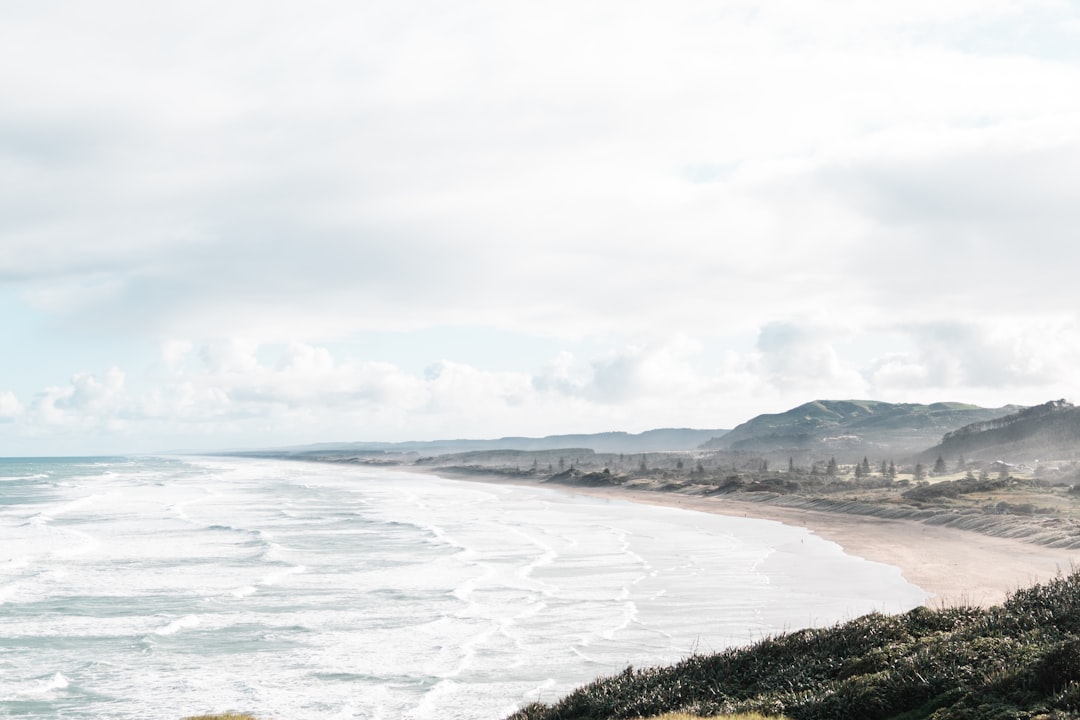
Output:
[{"xmin": 699, "ymin": 400, "xmax": 1020, "ymax": 462}]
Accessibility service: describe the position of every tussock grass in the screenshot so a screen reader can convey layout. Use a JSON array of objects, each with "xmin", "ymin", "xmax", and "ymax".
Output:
[
  {"xmin": 507, "ymin": 570, "xmax": 1080, "ymax": 719},
  {"xmin": 183, "ymin": 714, "xmax": 259, "ymax": 720}
]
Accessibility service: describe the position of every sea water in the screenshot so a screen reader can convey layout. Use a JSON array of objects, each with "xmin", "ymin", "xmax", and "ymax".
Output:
[{"xmin": 0, "ymin": 456, "xmax": 928, "ymax": 719}]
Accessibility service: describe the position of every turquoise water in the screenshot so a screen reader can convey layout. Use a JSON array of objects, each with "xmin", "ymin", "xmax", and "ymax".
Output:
[{"xmin": 0, "ymin": 456, "xmax": 928, "ymax": 719}]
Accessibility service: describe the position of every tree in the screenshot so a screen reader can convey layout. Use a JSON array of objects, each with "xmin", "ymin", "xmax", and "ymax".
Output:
[
  {"xmin": 676, "ymin": 459, "xmax": 684, "ymax": 471},
  {"xmin": 914, "ymin": 462, "xmax": 926, "ymax": 481},
  {"xmin": 933, "ymin": 455, "xmax": 947, "ymax": 475},
  {"xmin": 854, "ymin": 462, "xmax": 865, "ymax": 479},
  {"xmin": 862, "ymin": 457, "xmax": 871, "ymax": 475},
  {"xmin": 888, "ymin": 460, "xmax": 897, "ymax": 479},
  {"xmin": 956, "ymin": 455, "xmax": 966, "ymax": 472},
  {"xmin": 880, "ymin": 459, "xmax": 888, "ymax": 476},
  {"xmin": 826, "ymin": 457, "xmax": 838, "ymax": 477},
  {"xmin": 761, "ymin": 459, "xmax": 769, "ymax": 473},
  {"xmin": 788, "ymin": 457, "xmax": 795, "ymax": 473}
]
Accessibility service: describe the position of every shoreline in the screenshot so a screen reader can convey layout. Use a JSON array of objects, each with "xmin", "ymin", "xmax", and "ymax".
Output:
[{"xmin": 420, "ymin": 467, "xmax": 1079, "ymax": 608}]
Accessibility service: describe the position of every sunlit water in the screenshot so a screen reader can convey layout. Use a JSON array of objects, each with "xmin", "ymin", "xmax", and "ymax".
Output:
[{"xmin": 0, "ymin": 456, "xmax": 928, "ymax": 719}]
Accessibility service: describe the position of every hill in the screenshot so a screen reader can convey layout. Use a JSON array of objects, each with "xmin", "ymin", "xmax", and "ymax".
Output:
[
  {"xmin": 700, "ymin": 400, "xmax": 1020, "ymax": 462},
  {"xmin": 919, "ymin": 399, "xmax": 1080, "ymax": 465},
  {"xmin": 508, "ymin": 571, "xmax": 1080, "ymax": 720}
]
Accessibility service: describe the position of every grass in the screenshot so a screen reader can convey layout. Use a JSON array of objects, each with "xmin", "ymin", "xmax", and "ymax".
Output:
[
  {"xmin": 645, "ymin": 714, "xmax": 788, "ymax": 719},
  {"xmin": 183, "ymin": 714, "xmax": 259, "ymax": 720},
  {"xmin": 506, "ymin": 570, "xmax": 1080, "ymax": 719}
]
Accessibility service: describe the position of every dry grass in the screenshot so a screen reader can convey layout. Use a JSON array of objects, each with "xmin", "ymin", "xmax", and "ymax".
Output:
[{"xmin": 183, "ymin": 714, "xmax": 259, "ymax": 720}]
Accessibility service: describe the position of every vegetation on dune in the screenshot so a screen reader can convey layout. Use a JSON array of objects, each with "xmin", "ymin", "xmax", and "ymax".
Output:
[
  {"xmin": 507, "ymin": 571, "xmax": 1080, "ymax": 720},
  {"xmin": 183, "ymin": 714, "xmax": 259, "ymax": 720},
  {"xmin": 644, "ymin": 714, "xmax": 788, "ymax": 720}
]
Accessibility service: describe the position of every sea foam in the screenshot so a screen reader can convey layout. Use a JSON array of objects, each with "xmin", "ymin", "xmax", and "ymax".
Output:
[{"xmin": 0, "ymin": 455, "xmax": 928, "ymax": 719}]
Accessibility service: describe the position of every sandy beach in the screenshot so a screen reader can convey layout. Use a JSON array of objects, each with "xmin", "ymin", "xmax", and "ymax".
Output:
[{"xmin": 430, "ymin": 470, "xmax": 1080, "ymax": 608}]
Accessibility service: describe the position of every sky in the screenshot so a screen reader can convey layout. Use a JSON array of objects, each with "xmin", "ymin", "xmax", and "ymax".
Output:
[{"xmin": 3, "ymin": 0, "xmax": 1080, "ymax": 455}]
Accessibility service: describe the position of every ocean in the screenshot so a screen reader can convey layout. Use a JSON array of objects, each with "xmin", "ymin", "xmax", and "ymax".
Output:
[{"xmin": 0, "ymin": 456, "xmax": 928, "ymax": 719}]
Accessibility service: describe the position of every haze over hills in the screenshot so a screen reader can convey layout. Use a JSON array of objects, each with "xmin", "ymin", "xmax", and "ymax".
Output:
[
  {"xmin": 918, "ymin": 399, "xmax": 1080, "ymax": 465},
  {"xmin": 699, "ymin": 399, "xmax": 1022, "ymax": 462},
  {"xmin": 262, "ymin": 428, "xmax": 729, "ymax": 457}
]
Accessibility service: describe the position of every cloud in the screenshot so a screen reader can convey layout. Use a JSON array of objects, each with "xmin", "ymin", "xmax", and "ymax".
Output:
[
  {"xmin": 804, "ymin": 120, "xmax": 1080, "ymax": 323},
  {"xmin": 27, "ymin": 368, "xmax": 127, "ymax": 429},
  {"xmin": 754, "ymin": 322, "xmax": 868, "ymax": 395},
  {"xmin": 4, "ymin": 0, "xmax": 1079, "ymax": 347},
  {"xmin": 583, "ymin": 338, "xmax": 707, "ymax": 404},
  {"xmin": 0, "ymin": 391, "xmax": 22, "ymax": 422},
  {"xmin": 865, "ymin": 319, "xmax": 1080, "ymax": 396}
]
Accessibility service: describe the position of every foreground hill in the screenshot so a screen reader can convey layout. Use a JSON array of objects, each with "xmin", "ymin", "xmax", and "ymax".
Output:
[
  {"xmin": 700, "ymin": 400, "xmax": 1020, "ymax": 462},
  {"xmin": 919, "ymin": 399, "xmax": 1080, "ymax": 465},
  {"xmin": 508, "ymin": 571, "xmax": 1080, "ymax": 720}
]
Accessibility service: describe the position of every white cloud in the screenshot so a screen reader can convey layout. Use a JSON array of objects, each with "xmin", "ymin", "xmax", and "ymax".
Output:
[
  {"xmin": 160, "ymin": 339, "xmax": 193, "ymax": 369},
  {"xmin": 28, "ymin": 368, "xmax": 127, "ymax": 428},
  {"xmin": 864, "ymin": 319, "xmax": 1080, "ymax": 398},
  {"xmin": 753, "ymin": 322, "xmax": 868, "ymax": 395},
  {"xmin": 0, "ymin": 391, "xmax": 22, "ymax": 422},
  {"xmin": 4, "ymin": 0, "xmax": 1079, "ymax": 346}
]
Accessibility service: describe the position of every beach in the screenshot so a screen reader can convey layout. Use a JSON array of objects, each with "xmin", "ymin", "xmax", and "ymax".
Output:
[{"xmin": 436, "ymin": 471, "xmax": 1080, "ymax": 608}]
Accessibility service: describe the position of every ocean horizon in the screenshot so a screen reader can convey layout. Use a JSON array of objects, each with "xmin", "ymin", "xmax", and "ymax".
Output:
[{"xmin": 1, "ymin": 455, "xmax": 928, "ymax": 719}]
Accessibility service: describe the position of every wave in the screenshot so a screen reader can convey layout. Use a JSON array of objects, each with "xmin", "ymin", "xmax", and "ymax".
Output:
[
  {"xmin": 258, "ymin": 564, "xmax": 307, "ymax": 586},
  {"xmin": 152, "ymin": 614, "xmax": 201, "ymax": 636},
  {"xmin": 12, "ymin": 671, "xmax": 71, "ymax": 699},
  {"xmin": 23, "ymin": 512, "xmax": 53, "ymax": 527}
]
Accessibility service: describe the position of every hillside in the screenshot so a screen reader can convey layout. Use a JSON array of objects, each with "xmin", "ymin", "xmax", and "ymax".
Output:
[
  {"xmin": 508, "ymin": 571, "xmax": 1080, "ymax": 720},
  {"xmin": 919, "ymin": 399, "xmax": 1080, "ymax": 465},
  {"xmin": 700, "ymin": 400, "xmax": 1020, "ymax": 462}
]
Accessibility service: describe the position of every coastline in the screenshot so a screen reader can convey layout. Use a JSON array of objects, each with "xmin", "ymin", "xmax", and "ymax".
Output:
[{"xmin": 420, "ymin": 468, "xmax": 1079, "ymax": 608}]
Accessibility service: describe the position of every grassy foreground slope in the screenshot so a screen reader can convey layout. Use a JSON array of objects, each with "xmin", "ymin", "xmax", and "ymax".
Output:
[{"xmin": 507, "ymin": 571, "xmax": 1080, "ymax": 720}]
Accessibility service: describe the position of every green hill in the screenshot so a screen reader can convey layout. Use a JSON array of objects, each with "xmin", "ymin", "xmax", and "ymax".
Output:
[
  {"xmin": 700, "ymin": 400, "xmax": 1019, "ymax": 462},
  {"xmin": 508, "ymin": 571, "xmax": 1080, "ymax": 720}
]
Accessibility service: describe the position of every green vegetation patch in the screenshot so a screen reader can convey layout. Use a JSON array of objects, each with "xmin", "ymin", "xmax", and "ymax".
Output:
[
  {"xmin": 507, "ymin": 571, "xmax": 1080, "ymax": 719},
  {"xmin": 645, "ymin": 714, "xmax": 789, "ymax": 720}
]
